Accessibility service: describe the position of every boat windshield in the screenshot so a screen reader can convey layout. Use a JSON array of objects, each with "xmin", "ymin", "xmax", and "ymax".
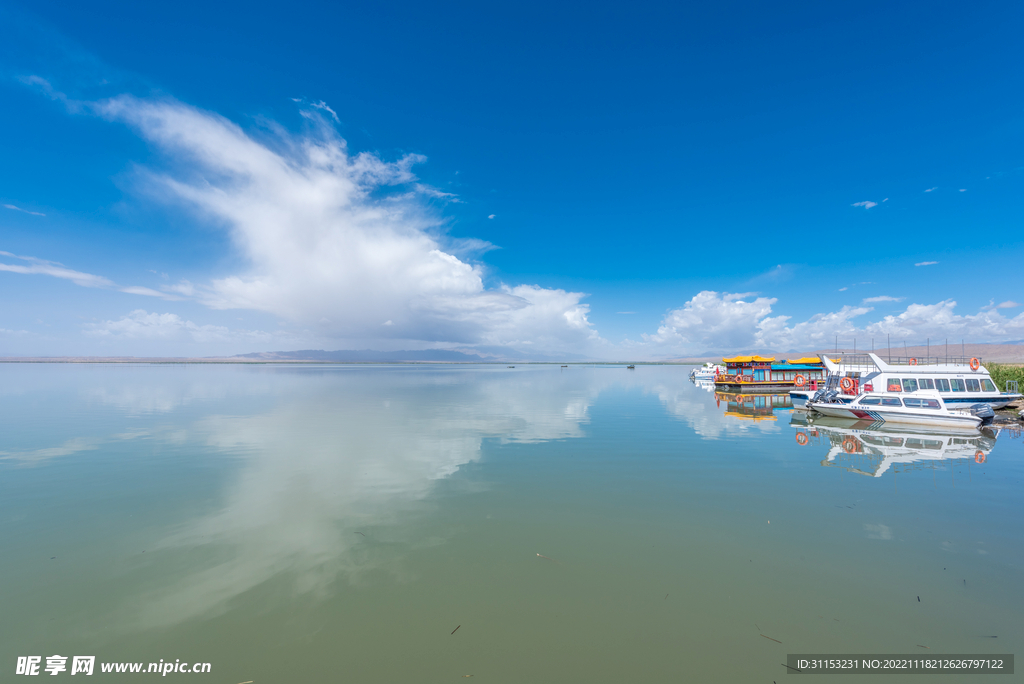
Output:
[
  {"xmin": 981, "ymin": 379, "xmax": 996, "ymax": 392},
  {"xmin": 858, "ymin": 396, "xmax": 881, "ymax": 405},
  {"xmin": 903, "ymin": 398, "xmax": 942, "ymax": 409}
]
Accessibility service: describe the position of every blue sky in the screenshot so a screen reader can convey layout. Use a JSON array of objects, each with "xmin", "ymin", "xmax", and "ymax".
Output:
[{"xmin": 1, "ymin": 0, "xmax": 1023, "ymax": 358}]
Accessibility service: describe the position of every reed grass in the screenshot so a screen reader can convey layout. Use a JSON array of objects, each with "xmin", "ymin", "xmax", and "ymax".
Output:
[{"xmin": 986, "ymin": 363, "xmax": 1024, "ymax": 392}]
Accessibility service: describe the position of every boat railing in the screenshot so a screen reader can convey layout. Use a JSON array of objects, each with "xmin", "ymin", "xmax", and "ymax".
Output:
[
  {"xmin": 1007, "ymin": 380, "xmax": 1019, "ymax": 394},
  {"xmin": 822, "ymin": 352, "xmax": 878, "ymax": 373},
  {"xmin": 881, "ymin": 355, "xmax": 983, "ymax": 367}
]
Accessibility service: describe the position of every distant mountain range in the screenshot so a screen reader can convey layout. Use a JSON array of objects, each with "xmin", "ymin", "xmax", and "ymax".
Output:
[{"xmin": 234, "ymin": 349, "xmax": 491, "ymax": 362}]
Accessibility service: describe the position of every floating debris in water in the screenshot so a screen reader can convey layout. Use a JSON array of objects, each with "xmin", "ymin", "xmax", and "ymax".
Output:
[
  {"xmin": 451, "ymin": 625, "xmax": 461, "ymax": 635},
  {"xmin": 917, "ymin": 596, "xmax": 920, "ymax": 602},
  {"xmin": 536, "ymin": 553, "xmax": 559, "ymax": 564},
  {"xmin": 781, "ymin": 662, "xmax": 801, "ymax": 672},
  {"xmin": 761, "ymin": 634, "xmax": 782, "ymax": 644},
  {"xmin": 917, "ymin": 645, "xmax": 929, "ymax": 649},
  {"xmin": 354, "ymin": 532, "xmax": 365, "ymax": 536}
]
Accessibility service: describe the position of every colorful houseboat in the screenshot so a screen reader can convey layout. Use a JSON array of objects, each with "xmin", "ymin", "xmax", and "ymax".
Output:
[{"xmin": 713, "ymin": 356, "xmax": 827, "ymax": 392}]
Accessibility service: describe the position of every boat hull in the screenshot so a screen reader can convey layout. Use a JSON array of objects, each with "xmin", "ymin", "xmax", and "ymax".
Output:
[
  {"xmin": 715, "ymin": 381, "xmax": 798, "ymax": 393},
  {"xmin": 789, "ymin": 390, "xmax": 1019, "ymax": 410},
  {"xmin": 806, "ymin": 402, "xmax": 981, "ymax": 429}
]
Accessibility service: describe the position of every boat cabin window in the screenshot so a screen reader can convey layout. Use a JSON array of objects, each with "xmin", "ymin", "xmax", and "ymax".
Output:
[
  {"xmin": 949, "ymin": 379, "xmax": 966, "ymax": 392},
  {"xmin": 935, "ymin": 378, "xmax": 951, "ymax": 392},
  {"xmin": 905, "ymin": 438, "xmax": 943, "ymax": 450},
  {"xmin": 886, "ymin": 378, "xmax": 902, "ymax": 392},
  {"xmin": 902, "ymin": 378, "xmax": 918, "ymax": 392},
  {"xmin": 966, "ymin": 379, "xmax": 980, "ymax": 392},
  {"xmin": 881, "ymin": 397, "xmax": 903, "ymax": 407},
  {"xmin": 981, "ymin": 379, "xmax": 996, "ymax": 392},
  {"xmin": 919, "ymin": 378, "xmax": 935, "ymax": 390},
  {"xmin": 858, "ymin": 396, "xmax": 882, "ymax": 405},
  {"xmin": 904, "ymin": 398, "xmax": 941, "ymax": 409}
]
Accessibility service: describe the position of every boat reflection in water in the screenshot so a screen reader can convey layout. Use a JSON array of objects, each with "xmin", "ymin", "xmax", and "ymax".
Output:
[
  {"xmin": 791, "ymin": 413, "xmax": 997, "ymax": 477},
  {"xmin": 715, "ymin": 391, "xmax": 793, "ymax": 422},
  {"xmin": 694, "ymin": 378, "xmax": 716, "ymax": 393}
]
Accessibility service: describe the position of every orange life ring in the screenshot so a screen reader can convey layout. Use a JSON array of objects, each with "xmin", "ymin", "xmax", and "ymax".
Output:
[
  {"xmin": 840, "ymin": 377, "xmax": 854, "ymax": 392},
  {"xmin": 794, "ymin": 374, "xmax": 806, "ymax": 388},
  {"xmin": 796, "ymin": 432, "xmax": 809, "ymax": 445},
  {"xmin": 975, "ymin": 450, "xmax": 986, "ymax": 464},
  {"xmin": 969, "ymin": 357, "xmax": 980, "ymax": 371},
  {"xmin": 842, "ymin": 437, "xmax": 858, "ymax": 454},
  {"xmin": 908, "ymin": 358, "xmax": 917, "ymax": 366}
]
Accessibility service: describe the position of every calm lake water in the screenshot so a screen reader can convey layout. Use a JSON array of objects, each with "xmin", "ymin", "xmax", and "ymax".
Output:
[{"xmin": 1, "ymin": 364, "xmax": 1021, "ymax": 682}]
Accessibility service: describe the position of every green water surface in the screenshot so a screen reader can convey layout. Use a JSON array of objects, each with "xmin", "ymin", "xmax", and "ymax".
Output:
[{"xmin": 1, "ymin": 364, "xmax": 1020, "ymax": 682}]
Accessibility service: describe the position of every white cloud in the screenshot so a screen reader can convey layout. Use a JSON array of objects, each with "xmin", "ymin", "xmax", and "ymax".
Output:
[
  {"xmin": 0, "ymin": 250, "xmax": 113, "ymax": 288},
  {"xmin": 995, "ymin": 301, "xmax": 1021, "ymax": 309},
  {"xmin": 89, "ymin": 95, "xmax": 596, "ymax": 352},
  {"xmin": 851, "ymin": 201, "xmax": 877, "ymax": 209},
  {"xmin": 310, "ymin": 100, "xmax": 339, "ymax": 122},
  {"xmin": 642, "ymin": 291, "xmax": 782, "ymax": 350},
  {"xmin": 864, "ymin": 300, "xmax": 1024, "ymax": 341},
  {"xmin": 915, "ymin": 261, "xmax": 938, "ymax": 267},
  {"xmin": 119, "ymin": 285, "xmax": 183, "ymax": 300},
  {"xmin": 959, "ymin": 189, "xmax": 966, "ymax": 192},
  {"xmin": 616, "ymin": 311, "xmax": 636, "ymax": 315},
  {"xmin": 638, "ymin": 292, "xmax": 1024, "ymax": 356},
  {"xmin": 0, "ymin": 250, "xmax": 199, "ymax": 305},
  {"xmin": 862, "ymin": 295, "xmax": 904, "ymax": 303},
  {"xmin": 643, "ymin": 290, "xmax": 868, "ymax": 352},
  {"xmin": 3, "ymin": 203, "xmax": 46, "ymax": 217},
  {"xmin": 84, "ymin": 309, "xmax": 283, "ymax": 345},
  {"xmin": 924, "ymin": 187, "xmax": 937, "ymax": 192},
  {"xmin": 487, "ymin": 214, "xmax": 495, "ymax": 219}
]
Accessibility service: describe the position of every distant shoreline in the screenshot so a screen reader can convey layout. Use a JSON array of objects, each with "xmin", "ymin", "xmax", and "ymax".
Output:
[
  {"xmin": 2, "ymin": 342, "xmax": 1022, "ymax": 365},
  {"xmin": 0, "ymin": 358, "xmax": 686, "ymax": 365}
]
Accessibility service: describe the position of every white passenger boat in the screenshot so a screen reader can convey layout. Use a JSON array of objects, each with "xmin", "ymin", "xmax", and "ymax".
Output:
[
  {"xmin": 806, "ymin": 388, "xmax": 990, "ymax": 429},
  {"xmin": 689, "ymin": 362, "xmax": 725, "ymax": 380},
  {"xmin": 790, "ymin": 352, "xmax": 1021, "ymax": 410}
]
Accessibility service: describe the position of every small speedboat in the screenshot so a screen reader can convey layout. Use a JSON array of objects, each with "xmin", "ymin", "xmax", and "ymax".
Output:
[
  {"xmin": 626, "ymin": 365, "xmax": 635, "ymax": 369},
  {"xmin": 806, "ymin": 389, "xmax": 991, "ymax": 429}
]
